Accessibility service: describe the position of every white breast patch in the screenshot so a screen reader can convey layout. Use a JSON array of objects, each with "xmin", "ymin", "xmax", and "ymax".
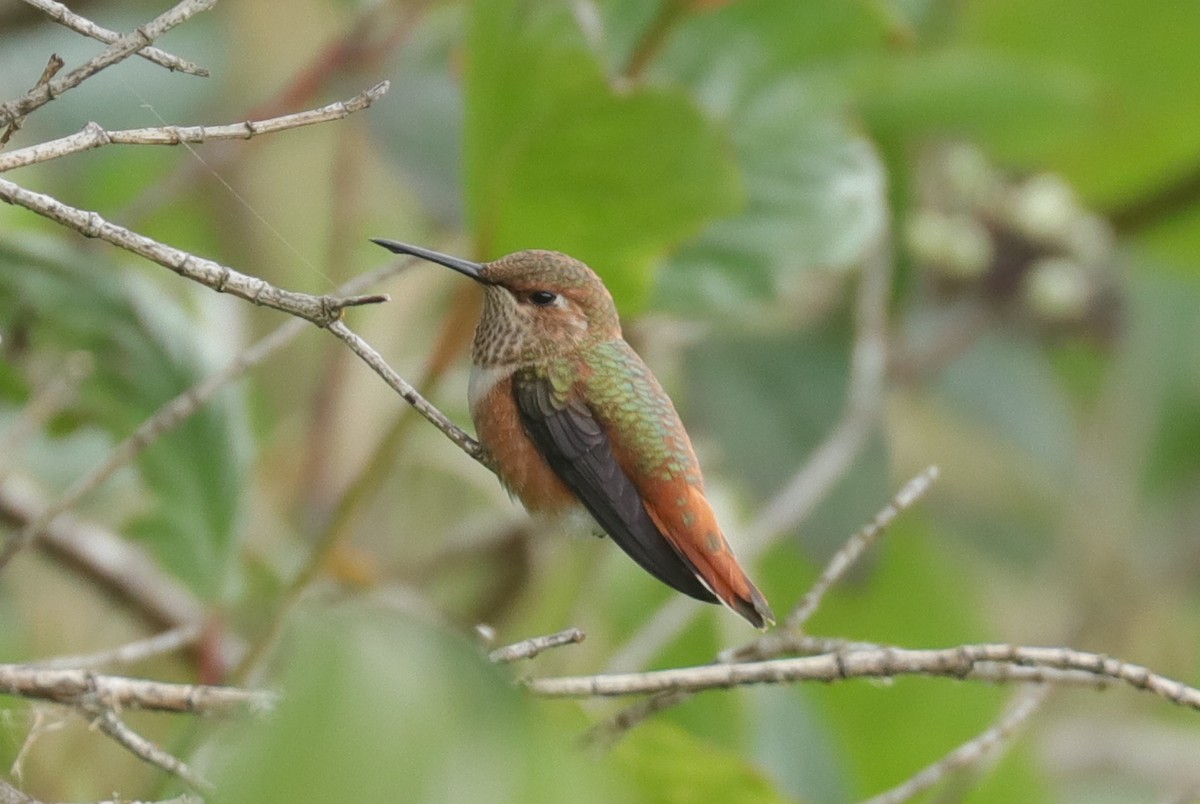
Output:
[{"xmin": 468, "ymin": 363, "xmax": 516, "ymax": 417}]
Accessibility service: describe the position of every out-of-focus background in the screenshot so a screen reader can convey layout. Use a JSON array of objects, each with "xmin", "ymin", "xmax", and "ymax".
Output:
[{"xmin": 2, "ymin": 1, "xmax": 1199, "ymax": 801}]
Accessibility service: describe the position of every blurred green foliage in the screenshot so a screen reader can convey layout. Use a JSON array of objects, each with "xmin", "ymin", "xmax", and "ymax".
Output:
[{"xmin": 1, "ymin": 0, "xmax": 1200, "ymax": 801}]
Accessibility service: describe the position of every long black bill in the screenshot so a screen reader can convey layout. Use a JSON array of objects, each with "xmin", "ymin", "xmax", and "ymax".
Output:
[{"xmin": 370, "ymin": 238, "xmax": 486, "ymax": 281}]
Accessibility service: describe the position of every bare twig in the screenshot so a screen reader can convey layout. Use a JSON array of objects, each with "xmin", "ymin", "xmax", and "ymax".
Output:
[
  {"xmin": 0, "ymin": 54, "xmax": 63, "ymax": 147},
  {"xmin": 21, "ymin": 0, "xmax": 208, "ymax": 76},
  {"xmin": 527, "ymin": 644, "xmax": 1200, "ymax": 711},
  {"xmin": 326, "ymin": 319, "xmax": 484, "ymax": 462},
  {"xmin": 0, "ymin": 0, "xmax": 218, "ymax": 128},
  {"xmin": 586, "ymin": 642, "xmax": 1106, "ymax": 750},
  {"xmin": 788, "ymin": 465, "xmax": 939, "ymax": 629},
  {"xmin": 0, "ymin": 663, "xmax": 275, "ymax": 714},
  {"xmin": 0, "ymin": 177, "xmax": 388, "ymax": 324},
  {"xmin": 29, "ymin": 625, "xmax": 202, "ymax": 671},
  {"xmin": 725, "ymin": 466, "xmax": 941, "ymax": 665},
  {"xmin": 489, "ymin": 628, "xmax": 586, "ymax": 664},
  {"xmin": 0, "ymin": 82, "xmax": 390, "ymax": 172},
  {"xmin": 862, "ymin": 685, "xmax": 1051, "ymax": 804},
  {"xmin": 80, "ymin": 702, "xmax": 212, "ymax": 793}
]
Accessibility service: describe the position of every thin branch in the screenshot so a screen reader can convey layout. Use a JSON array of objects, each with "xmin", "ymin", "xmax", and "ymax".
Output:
[
  {"xmin": 489, "ymin": 628, "xmax": 586, "ymax": 664},
  {"xmin": 80, "ymin": 702, "xmax": 212, "ymax": 793},
  {"xmin": 787, "ymin": 465, "xmax": 939, "ymax": 630},
  {"xmin": 116, "ymin": 1, "xmax": 425, "ymax": 224},
  {"xmin": 0, "ymin": 54, "xmax": 63, "ymax": 147},
  {"xmin": 29, "ymin": 625, "xmax": 202, "ymax": 671},
  {"xmin": 0, "ymin": 176, "xmax": 388, "ymax": 324},
  {"xmin": 21, "ymin": 0, "xmax": 208, "ymax": 77},
  {"xmin": 527, "ymin": 644, "xmax": 1200, "ymax": 711},
  {"xmin": 0, "ymin": 0, "xmax": 218, "ymax": 128},
  {"xmin": 325, "ymin": 320, "xmax": 484, "ymax": 462},
  {"xmin": 0, "ymin": 663, "xmax": 275, "ymax": 714},
  {"xmin": 724, "ymin": 466, "xmax": 940, "ymax": 665},
  {"xmin": 861, "ymin": 685, "xmax": 1051, "ymax": 804},
  {"xmin": 0, "ymin": 81, "xmax": 390, "ymax": 172}
]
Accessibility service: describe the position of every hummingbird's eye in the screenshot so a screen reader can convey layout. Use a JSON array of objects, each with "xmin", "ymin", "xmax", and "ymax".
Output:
[{"xmin": 529, "ymin": 290, "xmax": 559, "ymax": 307}]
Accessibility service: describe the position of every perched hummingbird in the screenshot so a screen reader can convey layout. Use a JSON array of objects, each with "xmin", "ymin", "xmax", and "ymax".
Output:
[{"xmin": 371, "ymin": 240, "xmax": 775, "ymax": 629}]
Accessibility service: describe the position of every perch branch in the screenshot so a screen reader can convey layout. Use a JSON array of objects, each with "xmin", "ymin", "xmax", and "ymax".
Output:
[
  {"xmin": 326, "ymin": 320, "xmax": 484, "ymax": 462},
  {"xmin": 21, "ymin": 0, "xmax": 208, "ymax": 76},
  {"xmin": 528, "ymin": 644, "xmax": 1200, "ymax": 710},
  {"xmin": 0, "ymin": 82, "xmax": 390, "ymax": 172},
  {"xmin": 0, "ymin": 0, "xmax": 217, "ymax": 128}
]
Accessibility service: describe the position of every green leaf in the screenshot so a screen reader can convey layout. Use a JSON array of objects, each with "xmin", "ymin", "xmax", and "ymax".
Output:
[
  {"xmin": 611, "ymin": 720, "xmax": 788, "ymax": 804},
  {"xmin": 959, "ymin": 0, "xmax": 1200, "ymax": 207},
  {"xmin": 648, "ymin": 0, "xmax": 889, "ymax": 312},
  {"xmin": 211, "ymin": 605, "xmax": 625, "ymax": 804},
  {"xmin": 0, "ymin": 236, "xmax": 249, "ymax": 599},
  {"xmin": 464, "ymin": 0, "xmax": 742, "ymax": 312}
]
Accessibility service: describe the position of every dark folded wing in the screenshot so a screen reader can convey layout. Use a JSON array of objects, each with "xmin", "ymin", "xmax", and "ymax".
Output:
[{"xmin": 512, "ymin": 369, "xmax": 716, "ymax": 603}]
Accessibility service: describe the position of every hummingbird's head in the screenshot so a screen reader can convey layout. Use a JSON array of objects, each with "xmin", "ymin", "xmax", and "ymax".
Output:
[{"xmin": 371, "ymin": 240, "xmax": 621, "ymax": 366}]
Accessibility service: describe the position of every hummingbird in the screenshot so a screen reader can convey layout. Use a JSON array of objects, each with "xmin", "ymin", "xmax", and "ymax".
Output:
[{"xmin": 371, "ymin": 240, "xmax": 775, "ymax": 629}]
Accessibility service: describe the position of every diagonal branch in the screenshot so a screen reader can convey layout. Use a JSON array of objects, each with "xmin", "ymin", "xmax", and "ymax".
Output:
[
  {"xmin": 0, "ymin": 176, "xmax": 388, "ymax": 324},
  {"xmin": 0, "ymin": 0, "xmax": 218, "ymax": 128},
  {"xmin": 80, "ymin": 701, "xmax": 212, "ymax": 792},
  {"xmin": 326, "ymin": 319, "xmax": 484, "ymax": 463},
  {"xmin": 0, "ymin": 82, "xmax": 390, "ymax": 172},
  {"xmin": 22, "ymin": 0, "xmax": 208, "ymax": 77}
]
